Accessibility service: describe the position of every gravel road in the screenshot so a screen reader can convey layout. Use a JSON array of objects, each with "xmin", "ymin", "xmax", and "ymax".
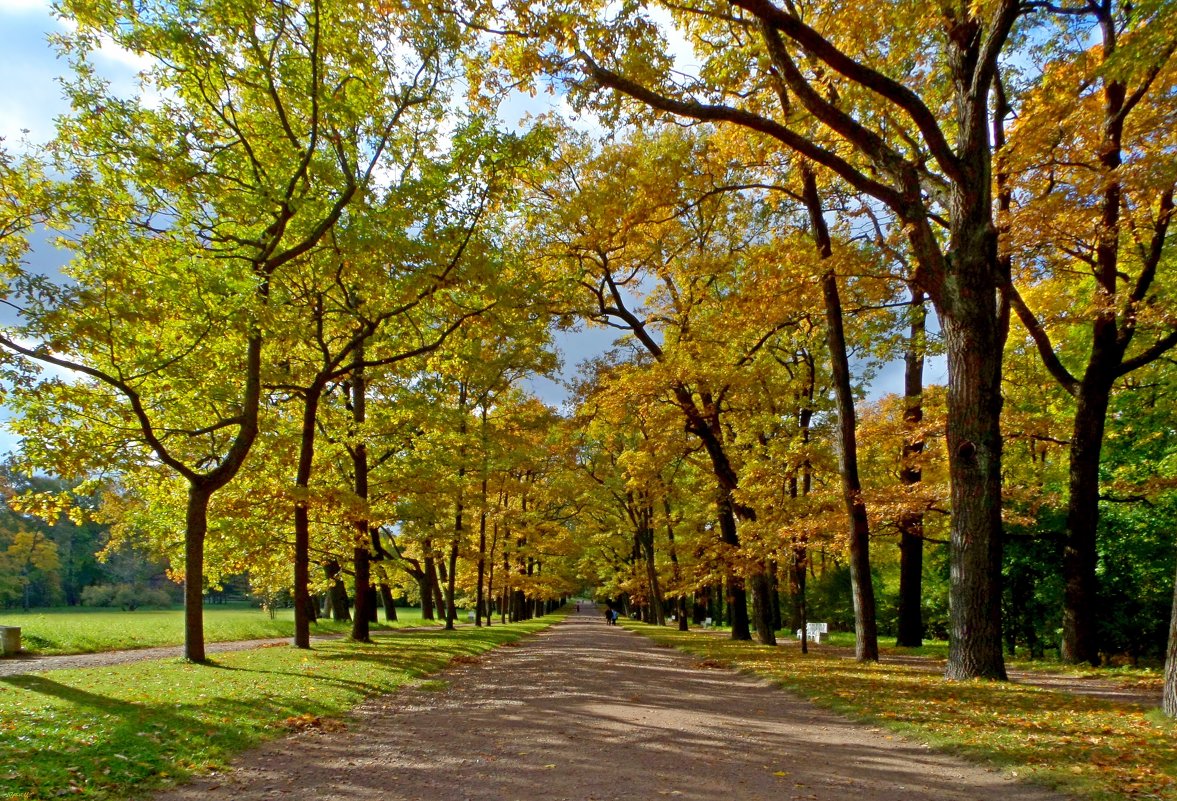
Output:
[{"xmin": 150, "ymin": 604, "xmax": 1074, "ymax": 801}]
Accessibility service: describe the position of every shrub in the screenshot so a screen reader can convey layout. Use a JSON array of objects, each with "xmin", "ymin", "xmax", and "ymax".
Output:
[{"xmin": 81, "ymin": 583, "xmax": 173, "ymax": 610}]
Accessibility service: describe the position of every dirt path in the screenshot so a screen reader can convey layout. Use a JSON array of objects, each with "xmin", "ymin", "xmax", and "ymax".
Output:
[
  {"xmin": 0, "ymin": 635, "xmax": 343, "ymax": 677},
  {"xmin": 3, "ymin": 620, "xmax": 1159, "ymax": 708},
  {"xmin": 152, "ymin": 605, "xmax": 1072, "ymax": 801}
]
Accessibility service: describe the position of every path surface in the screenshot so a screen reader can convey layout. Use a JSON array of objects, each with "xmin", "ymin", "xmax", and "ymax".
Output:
[
  {"xmin": 0, "ymin": 635, "xmax": 343, "ymax": 677},
  {"xmin": 2, "ymin": 620, "xmax": 1159, "ymax": 707},
  {"xmin": 153, "ymin": 606, "xmax": 1072, "ymax": 801}
]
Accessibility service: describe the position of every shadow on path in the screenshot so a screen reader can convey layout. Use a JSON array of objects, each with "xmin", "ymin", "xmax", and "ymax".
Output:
[{"xmin": 154, "ymin": 604, "xmax": 1073, "ymax": 801}]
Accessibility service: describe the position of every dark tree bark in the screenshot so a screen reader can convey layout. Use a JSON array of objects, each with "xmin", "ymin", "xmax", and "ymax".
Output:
[
  {"xmin": 446, "ymin": 382, "xmax": 469, "ymax": 631},
  {"xmin": 716, "ymin": 496, "xmax": 752, "ymax": 640},
  {"xmin": 475, "ymin": 406, "xmax": 491, "ymax": 627},
  {"xmin": 349, "ymin": 353, "xmax": 373, "ymax": 643},
  {"xmin": 379, "ymin": 582, "xmax": 398, "ymax": 622},
  {"xmin": 324, "ymin": 560, "xmax": 351, "ymax": 622},
  {"xmin": 1164, "ymin": 551, "xmax": 1177, "ymax": 717},
  {"xmin": 802, "ymin": 167, "xmax": 877, "ymax": 661},
  {"xmin": 897, "ymin": 287, "xmax": 927, "ymax": 647},
  {"xmin": 182, "ymin": 483, "xmax": 214, "ymax": 663}
]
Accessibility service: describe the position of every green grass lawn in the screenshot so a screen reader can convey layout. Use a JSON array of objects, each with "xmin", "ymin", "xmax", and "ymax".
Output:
[
  {"xmin": 626, "ymin": 621, "xmax": 1177, "ymax": 801},
  {"xmin": 0, "ymin": 613, "xmax": 563, "ymax": 800},
  {"xmin": 0, "ymin": 605, "xmax": 445, "ymax": 656}
]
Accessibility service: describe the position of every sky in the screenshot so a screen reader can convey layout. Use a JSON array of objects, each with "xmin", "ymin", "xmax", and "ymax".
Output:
[{"xmin": 0, "ymin": 0, "xmax": 942, "ymax": 458}]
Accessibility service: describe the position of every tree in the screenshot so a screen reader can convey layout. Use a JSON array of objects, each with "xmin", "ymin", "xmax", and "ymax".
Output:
[
  {"xmin": 488, "ymin": 0, "xmax": 1030, "ymax": 678},
  {"xmin": 1000, "ymin": 1, "xmax": 1176, "ymax": 664},
  {"xmin": 528, "ymin": 126, "xmax": 833, "ymax": 643},
  {"xmin": 1, "ymin": 0, "xmax": 444, "ymax": 661}
]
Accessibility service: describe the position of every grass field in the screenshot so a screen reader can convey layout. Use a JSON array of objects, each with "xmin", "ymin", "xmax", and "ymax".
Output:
[
  {"xmin": 627, "ymin": 621, "xmax": 1176, "ymax": 801},
  {"xmin": 0, "ymin": 606, "xmax": 443, "ymax": 655},
  {"xmin": 0, "ymin": 612, "xmax": 563, "ymax": 800}
]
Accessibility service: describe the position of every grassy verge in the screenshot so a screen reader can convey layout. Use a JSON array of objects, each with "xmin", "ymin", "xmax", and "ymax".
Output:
[
  {"xmin": 820, "ymin": 631, "xmax": 1163, "ymax": 689},
  {"xmin": 624, "ymin": 621, "xmax": 1177, "ymax": 801},
  {"xmin": 0, "ymin": 612, "xmax": 562, "ymax": 800},
  {"xmin": 0, "ymin": 606, "xmax": 443, "ymax": 656}
]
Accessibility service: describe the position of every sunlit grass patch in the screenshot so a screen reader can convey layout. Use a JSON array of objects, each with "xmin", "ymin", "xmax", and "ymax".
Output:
[
  {"xmin": 625, "ymin": 622, "xmax": 1177, "ymax": 801},
  {"xmin": 0, "ymin": 605, "xmax": 441, "ymax": 656},
  {"xmin": 0, "ymin": 616, "xmax": 556, "ymax": 799}
]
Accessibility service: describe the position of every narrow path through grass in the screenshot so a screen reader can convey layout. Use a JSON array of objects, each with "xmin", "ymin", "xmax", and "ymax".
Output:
[{"xmin": 0, "ymin": 606, "xmax": 440, "ymax": 656}]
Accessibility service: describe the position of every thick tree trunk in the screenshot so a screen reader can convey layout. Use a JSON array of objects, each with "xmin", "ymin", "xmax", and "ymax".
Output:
[
  {"xmin": 379, "ymin": 582, "xmax": 397, "ymax": 622},
  {"xmin": 445, "ymin": 539, "xmax": 459, "ymax": 630},
  {"xmin": 419, "ymin": 572, "xmax": 434, "ymax": 620},
  {"xmin": 717, "ymin": 497, "xmax": 751, "ymax": 640},
  {"xmin": 325, "ymin": 560, "xmax": 351, "ymax": 622},
  {"xmin": 749, "ymin": 567, "xmax": 777, "ymax": 645},
  {"xmin": 638, "ymin": 504, "xmax": 665, "ymax": 626},
  {"xmin": 1061, "ymin": 383, "xmax": 1112, "ymax": 665},
  {"xmin": 352, "ymin": 546, "xmax": 372, "ymax": 641},
  {"xmin": 423, "ymin": 541, "xmax": 440, "ymax": 620},
  {"xmin": 897, "ymin": 288, "xmax": 927, "ymax": 648},
  {"xmin": 940, "ymin": 258, "xmax": 1007, "ymax": 680},
  {"xmin": 1163, "ymin": 553, "xmax": 1177, "ymax": 717},
  {"xmin": 183, "ymin": 482, "xmax": 213, "ymax": 663},
  {"xmin": 927, "ymin": 30, "xmax": 1008, "ymax": 678}
]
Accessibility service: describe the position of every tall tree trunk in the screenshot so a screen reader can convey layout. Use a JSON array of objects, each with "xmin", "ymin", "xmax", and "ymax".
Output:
[
  {"xmin": 292, "ymin": 382, "xmax": 325, "ymax": 649},
  {"xmin": 325, "ymin": 560, "xmax": 351, "ymax": 622},
  {"xmin": 1062, "ymin": 382, "xmax": 1112, "ymax": 665},
  {"xmin": 446, "ymin": 539, "xmax": 460, "ymax": 630},
  {"xmin": 427, "ymin": 546, "xmax": 446, "ymax": 620},
  {"xmin": 638, "ymin": 502, "xmax": 665, "ymax": 626},
  {"xmin": 897, "ymin": 287, "xmax": 927, "ymax": 647},
  {"xmin": 475, "ymin": 406, "xmax": 490, "ymax": 627},
  {"xmin": 183, "ymin": 482, "xmax": 213, "ymax": 663},
  {"xmin": 352, "ymin": 547, "xmax": 372, "ymax": 641},
  {"xmin": 749, "ymin": 568, "xmax": 777, "ymax": 645},
  {"xmin": 419, "ymin": 571, "xmax": 434, "ymax": 620},
  {"xmin": 447, "ymin": 382, "xmax": 468, "ymax": 631},
  {"xmin": 178, "ymin": 334, "xmax": 263, "ymax": 662},
  {"xmin": 937, "ymin": 220, "xmax": 1007, "ymax": 680},
  {"xmin": 716, "ymin": 496, "xmax": 751, "ymax": 640},
  {"xmin": 1163, "ymin": 552, "xmax": 1177, "ymax": 717},
  {"xmin": 379, "ymin": 582, "xmax": 397, "ymax": 622},
  {"xmin": 349, "ymin": 357, "xmax": 373, "ymax": 643},
  {"xmin": 803, "ymin": 167, "xmax": 877, "ymax": 661},
  {"xmin": 665, "ymin": 499, "xmax": 689, "ymax": 631}
]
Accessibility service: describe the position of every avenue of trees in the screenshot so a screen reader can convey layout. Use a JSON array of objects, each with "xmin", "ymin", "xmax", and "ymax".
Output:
[{"xmin": 1, "ymin": 0, "xmax": 1175, "ymax": 714}]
